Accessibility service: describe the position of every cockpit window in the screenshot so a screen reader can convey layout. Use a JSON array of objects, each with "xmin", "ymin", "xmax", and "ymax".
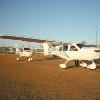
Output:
[
  {"xmin": 76, "ymin": 44, "xmax": 97, "ymax": 48},
  {"xmin": 70, "ymin": 46, "xmax": 78, "ymax": 51},
  {"xmin": 76, "ymin": 44, "xmax": 85, "ymax": 49}
]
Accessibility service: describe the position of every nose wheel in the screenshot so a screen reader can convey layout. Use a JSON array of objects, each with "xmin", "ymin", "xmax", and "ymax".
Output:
[
  {"xmin": 87, "ymin": 61, "xmax": 96, "ymax": 69},
  {"xmin": 80, "ymin": 60, "xmax": 96, "ymax": 69},
  {"xmin": 28, "ymin": 57, "xmax": 33, "ymax": 61}
]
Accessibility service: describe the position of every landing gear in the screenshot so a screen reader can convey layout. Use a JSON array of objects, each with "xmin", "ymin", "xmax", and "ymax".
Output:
[
  {"xmin": 59, "ymin": 60, "xmax": 80, "ymax": 69},
  {"xmin": 80, "ymin": 61, "xmax": 87, "ymax": 68},
  {"xmin": 80, "ymin": 60, "xmax": 96, "ymax": 69},
  {"xmin": 31, "ymin": 58, "xmax": 33, "ymax": 60},
  {"xmin": 27, "ymin": 57, "xmax": 33, "ymax": 61},
  {"xmin": 59, "ymin": 60, "xmax": 69, "ymax": 69},
  {"xmin": 87, "ymin": 60, "xmax": 96, "ymax": 69},
  {"xmin": 16, "ymin": 58, "xmax": 19, "ymax": 60},
  {"xmin": 75, "ymin": 60, "xmax": 80, "ymax": 67},
  {"xmin": 59, "ymin": 60, "xmax": 96, "ymax": 70},
  {"xmin": 59, "ymin": 64, "xmax": 66, "ymax": 68}
]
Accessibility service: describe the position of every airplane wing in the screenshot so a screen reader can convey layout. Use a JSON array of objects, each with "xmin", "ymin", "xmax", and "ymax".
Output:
[{"xmin": 0, "ymin": 34, "xmax": 55, "ymax": 43}]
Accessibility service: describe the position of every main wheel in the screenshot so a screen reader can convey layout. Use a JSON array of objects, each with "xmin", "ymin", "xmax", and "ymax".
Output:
[{"xmin": 75, "ymin": 60, "xmax": 80, "ymax": 67}]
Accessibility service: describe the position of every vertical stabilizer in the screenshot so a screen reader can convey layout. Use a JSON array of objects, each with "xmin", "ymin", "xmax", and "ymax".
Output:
[
  {"xmin": 15, "ymin": 44, "xmax": 20, "ymax": 54},
  {"xmin": 42, "ymin": 43, "xmax": 49, "ymax": 55}
]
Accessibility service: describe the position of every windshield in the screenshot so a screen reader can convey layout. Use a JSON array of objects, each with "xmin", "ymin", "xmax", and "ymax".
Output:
[
  {"xmin": 76, "ymin": 44, "xmax": 85, "ymax": 49},
  {"xmin": 76, "ymin": 44, "xmax": 97, "ymax": 48}
]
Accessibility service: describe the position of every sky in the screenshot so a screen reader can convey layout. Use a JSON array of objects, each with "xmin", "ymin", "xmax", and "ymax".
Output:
[{"xmin": 0, "ymin": 0, "xmax": 100, "ymax": 48}]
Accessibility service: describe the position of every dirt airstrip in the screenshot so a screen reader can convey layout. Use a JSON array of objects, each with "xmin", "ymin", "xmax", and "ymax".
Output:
[{"xmin": 0, "ymin": 54, "xmax": 100, "ymax": 100}]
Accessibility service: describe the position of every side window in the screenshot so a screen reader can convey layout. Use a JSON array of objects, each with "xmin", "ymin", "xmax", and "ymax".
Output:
[
  {"xmin": 59, "ymin": 47, "xmax": 62, "ymax": 51},
  {"xmin": 63, "ymin": 46, "xmax": 68, "ymax": 51},
  {"xmin": 59, "ymin": 46, "xmax": 68, "ymax": 51},
  {"xmin": 70, "ymin": 46, "xmax": 78, "ymax": 51}
]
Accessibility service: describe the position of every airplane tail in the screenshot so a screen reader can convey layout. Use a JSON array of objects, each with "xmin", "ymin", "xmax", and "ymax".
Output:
[
  {"xmin": 15, "ymin": 44, "xmax": 20, "ymax": 54},
  {"xmin": 42, "ymin": 43, "xmax": 50, "ymax": 55}
]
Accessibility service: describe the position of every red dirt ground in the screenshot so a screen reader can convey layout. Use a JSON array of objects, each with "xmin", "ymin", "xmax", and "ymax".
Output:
[{"xmin": 0, "ymin": 54, "xmax": 100, "ymax": 100}]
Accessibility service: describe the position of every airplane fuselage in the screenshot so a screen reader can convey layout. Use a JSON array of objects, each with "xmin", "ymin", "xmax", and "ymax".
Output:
[
  {"xmin": 50, "ymin": 44, "xmax": 100, "ymax": 61},
  {"xmin": 18, "ymin": 51, "xmax": 33, "ymax": 57}
]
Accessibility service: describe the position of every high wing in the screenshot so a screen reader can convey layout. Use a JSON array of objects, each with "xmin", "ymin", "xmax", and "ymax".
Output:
[{"xmin": 0, "ymin": 34, "xmax": 55, "ymax": 43}]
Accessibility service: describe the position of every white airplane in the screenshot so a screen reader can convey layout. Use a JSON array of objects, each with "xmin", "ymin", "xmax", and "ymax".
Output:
[
  {"xmin": 43, "ymin": 42, "xmax": 100, "ymax": 69},
  {"xmin": 0, "ymin": 34, "xmax": 100, "ymax": 69},
  {"xmin": 15, "ymin": 44, "xmax": 33, "ymax": 61}
]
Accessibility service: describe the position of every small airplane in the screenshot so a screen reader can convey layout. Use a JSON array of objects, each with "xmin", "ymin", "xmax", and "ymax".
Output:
[
  {"xmin": 42, "ymin": 42, "xmax": 100, "ymax": 69},
  {"xmin": 0, "ymin": 34, "xmax": 100, "ymax": 69},
  {"xmin": 15, "ymin": 44, "xmax": 33, "ymax": 61}
]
